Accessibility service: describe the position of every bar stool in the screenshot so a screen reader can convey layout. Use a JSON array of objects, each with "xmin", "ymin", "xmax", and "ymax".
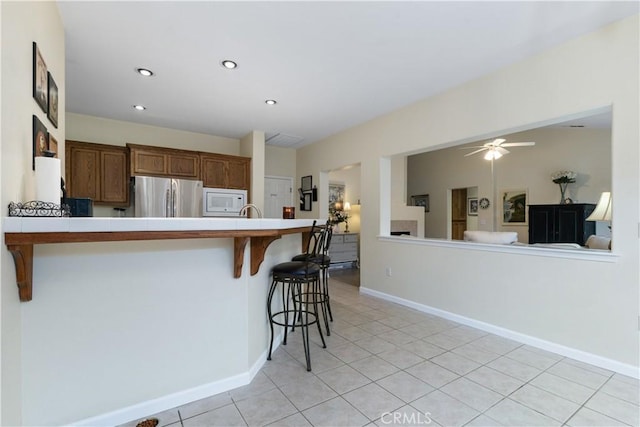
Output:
[
  {"xmin": 267, "ymin": 260, "xmax": 326, "ymax": 371},
  {"xmin": 292, "ymin": 220, "xmax": 333, "ymax": 334}
]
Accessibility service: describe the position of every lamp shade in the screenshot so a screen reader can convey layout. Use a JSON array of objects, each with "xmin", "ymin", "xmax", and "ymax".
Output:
[
  {"xmin": 334, "ymin": 201, "xmax": 343, "ymax": 211},
  {"xmin": 586, "ymin": 192, "xmax": 612, "ymax": 221},
  {"xmin": 344, "ymin": 202, "xmax": 351, "ymax": 211}
]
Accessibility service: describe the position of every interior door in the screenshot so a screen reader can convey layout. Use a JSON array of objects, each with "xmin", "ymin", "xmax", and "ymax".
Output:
[
  {"xmin": 451, "ymin": 188, "xmax": 467, "ymax": 240},
  {"xmin": 264, "ymin": 177, "xmax": 293, "ymax": 218}
]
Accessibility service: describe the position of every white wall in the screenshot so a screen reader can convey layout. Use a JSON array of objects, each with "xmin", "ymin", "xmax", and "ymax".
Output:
[
  {"xmin": 265, "ymin": 145, "xmax": 296, "ymax": 178},
  {"xmin": 297, "ymin": 16, "xmax": 639, "ymax": 370},
  {"xmin": 407, "ymin": 127, "xmax": 612, "ymax": 241},
  {"xmin": 67, "ymin": 113, "xmax": 240, "ymax": 154},
  {"xmin": 1, "ymin": 2, "xmax": 66, "ymax": 424}
]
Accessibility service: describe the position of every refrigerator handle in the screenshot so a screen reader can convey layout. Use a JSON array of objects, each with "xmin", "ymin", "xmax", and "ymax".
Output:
[{"xmin": 165, "ymin": 188, "xmax": 171, "ymax": 217}]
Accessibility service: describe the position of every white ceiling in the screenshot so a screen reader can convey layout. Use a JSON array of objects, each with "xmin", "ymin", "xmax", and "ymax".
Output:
[{"xmin": 58, "ymin": 1, "xmax": 638, "ymax": 148}]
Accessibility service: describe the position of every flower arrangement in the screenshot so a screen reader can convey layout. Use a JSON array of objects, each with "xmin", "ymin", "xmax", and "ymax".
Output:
[
  {"xmin": 551, "ymin": 170, "xmax": 577, "ymax": 184},
  {"xmin": 329, "ymin": 206, "xmax": 349, "ymax": 225}
]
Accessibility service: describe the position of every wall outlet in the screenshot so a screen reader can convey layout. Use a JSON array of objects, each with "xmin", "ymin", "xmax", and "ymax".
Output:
[{"xmin": 385, "ymin": 267, "xmax": 392, "ymax": 277}]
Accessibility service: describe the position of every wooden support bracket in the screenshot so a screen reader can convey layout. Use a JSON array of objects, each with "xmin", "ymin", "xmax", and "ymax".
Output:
[
  {"xmin": 7, "ymin": 244, "xmax": 33, "ymax": 302},
  {"xmin": 233, "ymin": 236, "xmax": 250, "ymax": 278},
  {"xmin": 250, "ymin": 235, "xmax": 282, "ymax": 275}
]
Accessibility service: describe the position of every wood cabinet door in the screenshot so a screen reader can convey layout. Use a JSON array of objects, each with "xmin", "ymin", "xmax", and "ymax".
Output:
[
  {"xmin": 227, "ymin": 158, "xmax": 250, "ymax": 189},
  {"xmin": 201, "ymin": 156, "xmax": 227, "ymax": 188},
  {"xmin": 101, "ymin": 149, "xmax": 128, "ymax": 205},
  {"xmin": 67, "ymin": 144, "xmax": 100, "ymax": 200},
  {"xmin": 131, "ymin": 149, "xmax": 167, "ymax": 176},
  {"xmin": 168, "ymin": 153, "xmax": 199, "ymax": 178}
]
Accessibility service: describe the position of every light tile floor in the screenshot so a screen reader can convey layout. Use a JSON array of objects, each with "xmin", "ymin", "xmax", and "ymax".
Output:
[{"xmin": 123, "ymin": 279, "xmax": 639, "ymax": 427}]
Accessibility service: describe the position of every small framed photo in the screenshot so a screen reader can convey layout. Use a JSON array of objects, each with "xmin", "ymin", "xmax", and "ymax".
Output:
[
  {"xmin": 48, "ymin": 134, "xmax": 58, "ymax": 158},
  {"xmin": 32, "ymin": 42, "xmax": 48, "ymax": 113},
  {"xmin": 468, "ymin": 198, "xmax": 478, "ymax": 216},
  {"xmin": 300, "ymin": 193, "xmax": 312, "ymax": 211},
  {"xmin": 301, "ymin": 175, "xmax": 312, "ymax": 192},
  {"xmin": 47, "ymin": 72, "xmax": 58, "ymax": 128},
  {"xmin": 411, "ymin": 194, "xmax": 429, "ymax": 212},
  {"xmin": 502, "ymin": 189, "xmax": 528, "ymax": 225},
  {"xmin": 32, "ymin": 115, "xmax": 48, "ymax": 170}
]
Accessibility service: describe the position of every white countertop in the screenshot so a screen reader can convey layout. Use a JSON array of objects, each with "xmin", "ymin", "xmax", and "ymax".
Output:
[{"xmin": 3, "ymin": 217, "xmax": 318, "ymax": 233}]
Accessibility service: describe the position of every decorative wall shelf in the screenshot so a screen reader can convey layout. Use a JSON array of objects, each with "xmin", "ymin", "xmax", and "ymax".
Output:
[{"xmin": 5, "ymin": 226, "xmax": 311, "ymax": 302}]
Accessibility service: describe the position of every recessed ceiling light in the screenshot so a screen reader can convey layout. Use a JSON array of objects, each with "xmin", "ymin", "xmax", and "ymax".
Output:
[
  {"xmin": 265, "ymin": 99, "xmax": 277, "ymax": 105},
  {"xmin": 221, "ymin": 60, "xmax": 237, "ymax": 69},
  {"xmin": 133, "ymin": 105, "xmax": 146, "ymax": 111},
  {"xmin": 136, "ymin": 68, "xmax": 154, "ymax": 77}
]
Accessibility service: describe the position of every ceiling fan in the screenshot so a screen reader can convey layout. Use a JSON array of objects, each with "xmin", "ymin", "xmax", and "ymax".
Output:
[{"xmin": 461, "ymin": 138, "xmax": 535, "ymax": 160}]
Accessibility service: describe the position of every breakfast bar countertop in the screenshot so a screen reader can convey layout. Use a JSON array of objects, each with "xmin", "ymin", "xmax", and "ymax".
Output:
[
  {"xmin": 3, "ymin": 217, "xmax": 318, "ymax": 302},
  {"xmin": 2, "ymin": 217, "xmax": 316, "ymax": 233}
]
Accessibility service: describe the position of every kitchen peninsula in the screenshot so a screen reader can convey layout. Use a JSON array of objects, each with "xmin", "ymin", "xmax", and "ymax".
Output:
[
  {"xmin": 4, "ymin": 217, "xmax": 315, "ymax": 302},
  {"xmin": 5, "ymin": 216, "xmax": 318, "ymax": 425}
]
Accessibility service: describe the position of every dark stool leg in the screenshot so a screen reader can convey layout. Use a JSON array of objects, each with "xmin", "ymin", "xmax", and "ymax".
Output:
[
  {"xmin": 323, "ymin": 267, "xmax": 333, "ymax": 322},
  {"xmin": 313, "ymin": 276, "xmax": 327, "ymax": 349},
  {"xmin": 315, "ymin": 273, "xmax": 330, "ymax": 336},
  {"xmin": 266, "ymin": 278, "xmax": 278, "ymax": 360}
]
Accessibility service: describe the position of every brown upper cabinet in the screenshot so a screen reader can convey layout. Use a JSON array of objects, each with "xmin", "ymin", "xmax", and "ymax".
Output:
[
  {"xmin": 128, "ymin": 144, "xmax": 199, "ymax": 179},
  {"xmin": 200, "ymin": 153, "xmax": 250, "ymax": 190},
  {"xmin": 65, "ymin": 140, "xmax": 129, "ymax": 206}
]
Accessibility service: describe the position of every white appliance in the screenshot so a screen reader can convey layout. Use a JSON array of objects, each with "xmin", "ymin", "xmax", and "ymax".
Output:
[
  {"xmin": 135, "ymin": 176, "xmax": 203, "ymax": 218},
  {"xmin": 203, "ymin": 188, "xmax": 247, "ymax": 217}
]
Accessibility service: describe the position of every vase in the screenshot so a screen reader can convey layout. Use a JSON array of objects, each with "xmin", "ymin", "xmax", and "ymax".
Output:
[{"xmin": 558, "ymin": 183, "xmax": 569, "ymax": 204}]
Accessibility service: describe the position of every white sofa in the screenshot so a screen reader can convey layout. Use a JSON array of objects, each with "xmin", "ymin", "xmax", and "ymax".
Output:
[{"xmin": 463, "ymin": 230, "xmax": 518, "ymax": 244}]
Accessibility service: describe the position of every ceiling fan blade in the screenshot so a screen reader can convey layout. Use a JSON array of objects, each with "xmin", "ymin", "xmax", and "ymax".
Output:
[
  {"xmin": 496, "ymin": 147, "xmax": 509, "ymax": 155},
  {"xmin": 458, "ymin": 145, "xmax": 488, "ymax": 150},
  {"xmin": 464, "ymin": 147, "xmax": 489, "ymax": 157},
  {"xmin": 501, "ymin": 142, "xmax": 535, "ymax": 147},
  {"xmin": 491, "ymin": 138, "xmax": 506, "ymax": 145}
]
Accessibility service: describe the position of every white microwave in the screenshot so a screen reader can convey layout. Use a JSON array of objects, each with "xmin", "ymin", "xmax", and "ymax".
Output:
[{"xmin": 202, "ymin": 188, "xmax": 247, "ymax": 217}]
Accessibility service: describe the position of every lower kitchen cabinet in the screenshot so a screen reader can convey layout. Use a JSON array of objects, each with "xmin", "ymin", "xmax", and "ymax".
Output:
[
  {"xmin": 329, "ymin": 232, "xmax": 359, "ymax": 265},
  {"xmin": 65, "ymin": 140, "xmax": 129, "ymax": 206},
  {"xmin": 528, "ymin": 203, "xmax": 596, "ymax": 246}
]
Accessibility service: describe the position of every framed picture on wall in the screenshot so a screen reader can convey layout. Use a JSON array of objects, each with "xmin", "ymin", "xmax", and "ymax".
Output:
[
  {"xmin": 301, "ymin": 175, "xmax": 312, "ymax": 192},
  {"xmin": 468, "ymin": 197, "xmax": 478, "ymax": 216},
  {"xmin": 501, "ymin": 189, "xmax": 528, "ymax": 225},
  {"xmin": 301, "ymin": 193, "xmax": 312, "ymax": 211},
  {"xmin": 32, "ymin": 42, "xmax": 48, "ymax": 113},
  {"xmin": 48, "ymin": 134, "xmax": 58, "ymax": 158},
  {"xmin": 32, "ymin": 115, "xmax": 48, "ymax": 170},
  {"xmin": 329, "ymin": 182, "xmax": 345, "ymax": 210},
  {"xmin": 47, "ymin": 72, "xmax": 58, "ymax": 128},
  {"xmin": 410, "ymin": 194, "xmax": 429, "ymax": 212}
]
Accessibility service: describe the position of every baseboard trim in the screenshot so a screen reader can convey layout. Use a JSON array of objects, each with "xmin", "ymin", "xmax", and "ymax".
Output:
[
  {"xmin": 72, "ymin": 333, "xmax": 284, "ymax": 427},
  {"xmin": 359, "ymin": 286, "xmax": 639, "ymax": 379}
]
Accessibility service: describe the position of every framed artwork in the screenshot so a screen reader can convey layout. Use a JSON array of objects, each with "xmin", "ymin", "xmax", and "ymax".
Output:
[
  {"xmin": 410, "ymin": 194, "xmax": 429, "ymax": 212},
  {"xmin": 468, "ymin": 197, "xmax": 478, "ymax": 216},
  {"xmin": 47, "ymin": 72, "xmax": 58, "ymax": 128},
  {"xmin": 32, "ymin": 42, "xmax": 48, "ymax": 113},
  {"xmin": 329, "ymin": 182, "xmax": 345, "ymax": 210},
  {"xmin": 300, "ymin": 193, "xmax": 312, "ymax": 211},
  {"xmin": 301, "ymin": 175, "xmax": 312, "ymax": 192},
  {"xmin": 48, "ymin": 134, "xmax": 58, "ymax": 158},
  {"xmin": 32, "ymin": 115, "xmax": 48, "ymax": 170},
  {"xmin": 502, "ymin": 189, "xmax": 528, "ymax": 225}
]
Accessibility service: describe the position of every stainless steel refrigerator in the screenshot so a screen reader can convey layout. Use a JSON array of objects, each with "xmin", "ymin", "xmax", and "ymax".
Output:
[{"xmin": 134, "ymin": 176, "xmax": 203, "ymax": 217}]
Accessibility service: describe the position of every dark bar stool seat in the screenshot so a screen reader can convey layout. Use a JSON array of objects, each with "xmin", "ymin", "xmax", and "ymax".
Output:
[{"xmin": 267, "ymin": 260, "xmax": 326, "ymax": 371}]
